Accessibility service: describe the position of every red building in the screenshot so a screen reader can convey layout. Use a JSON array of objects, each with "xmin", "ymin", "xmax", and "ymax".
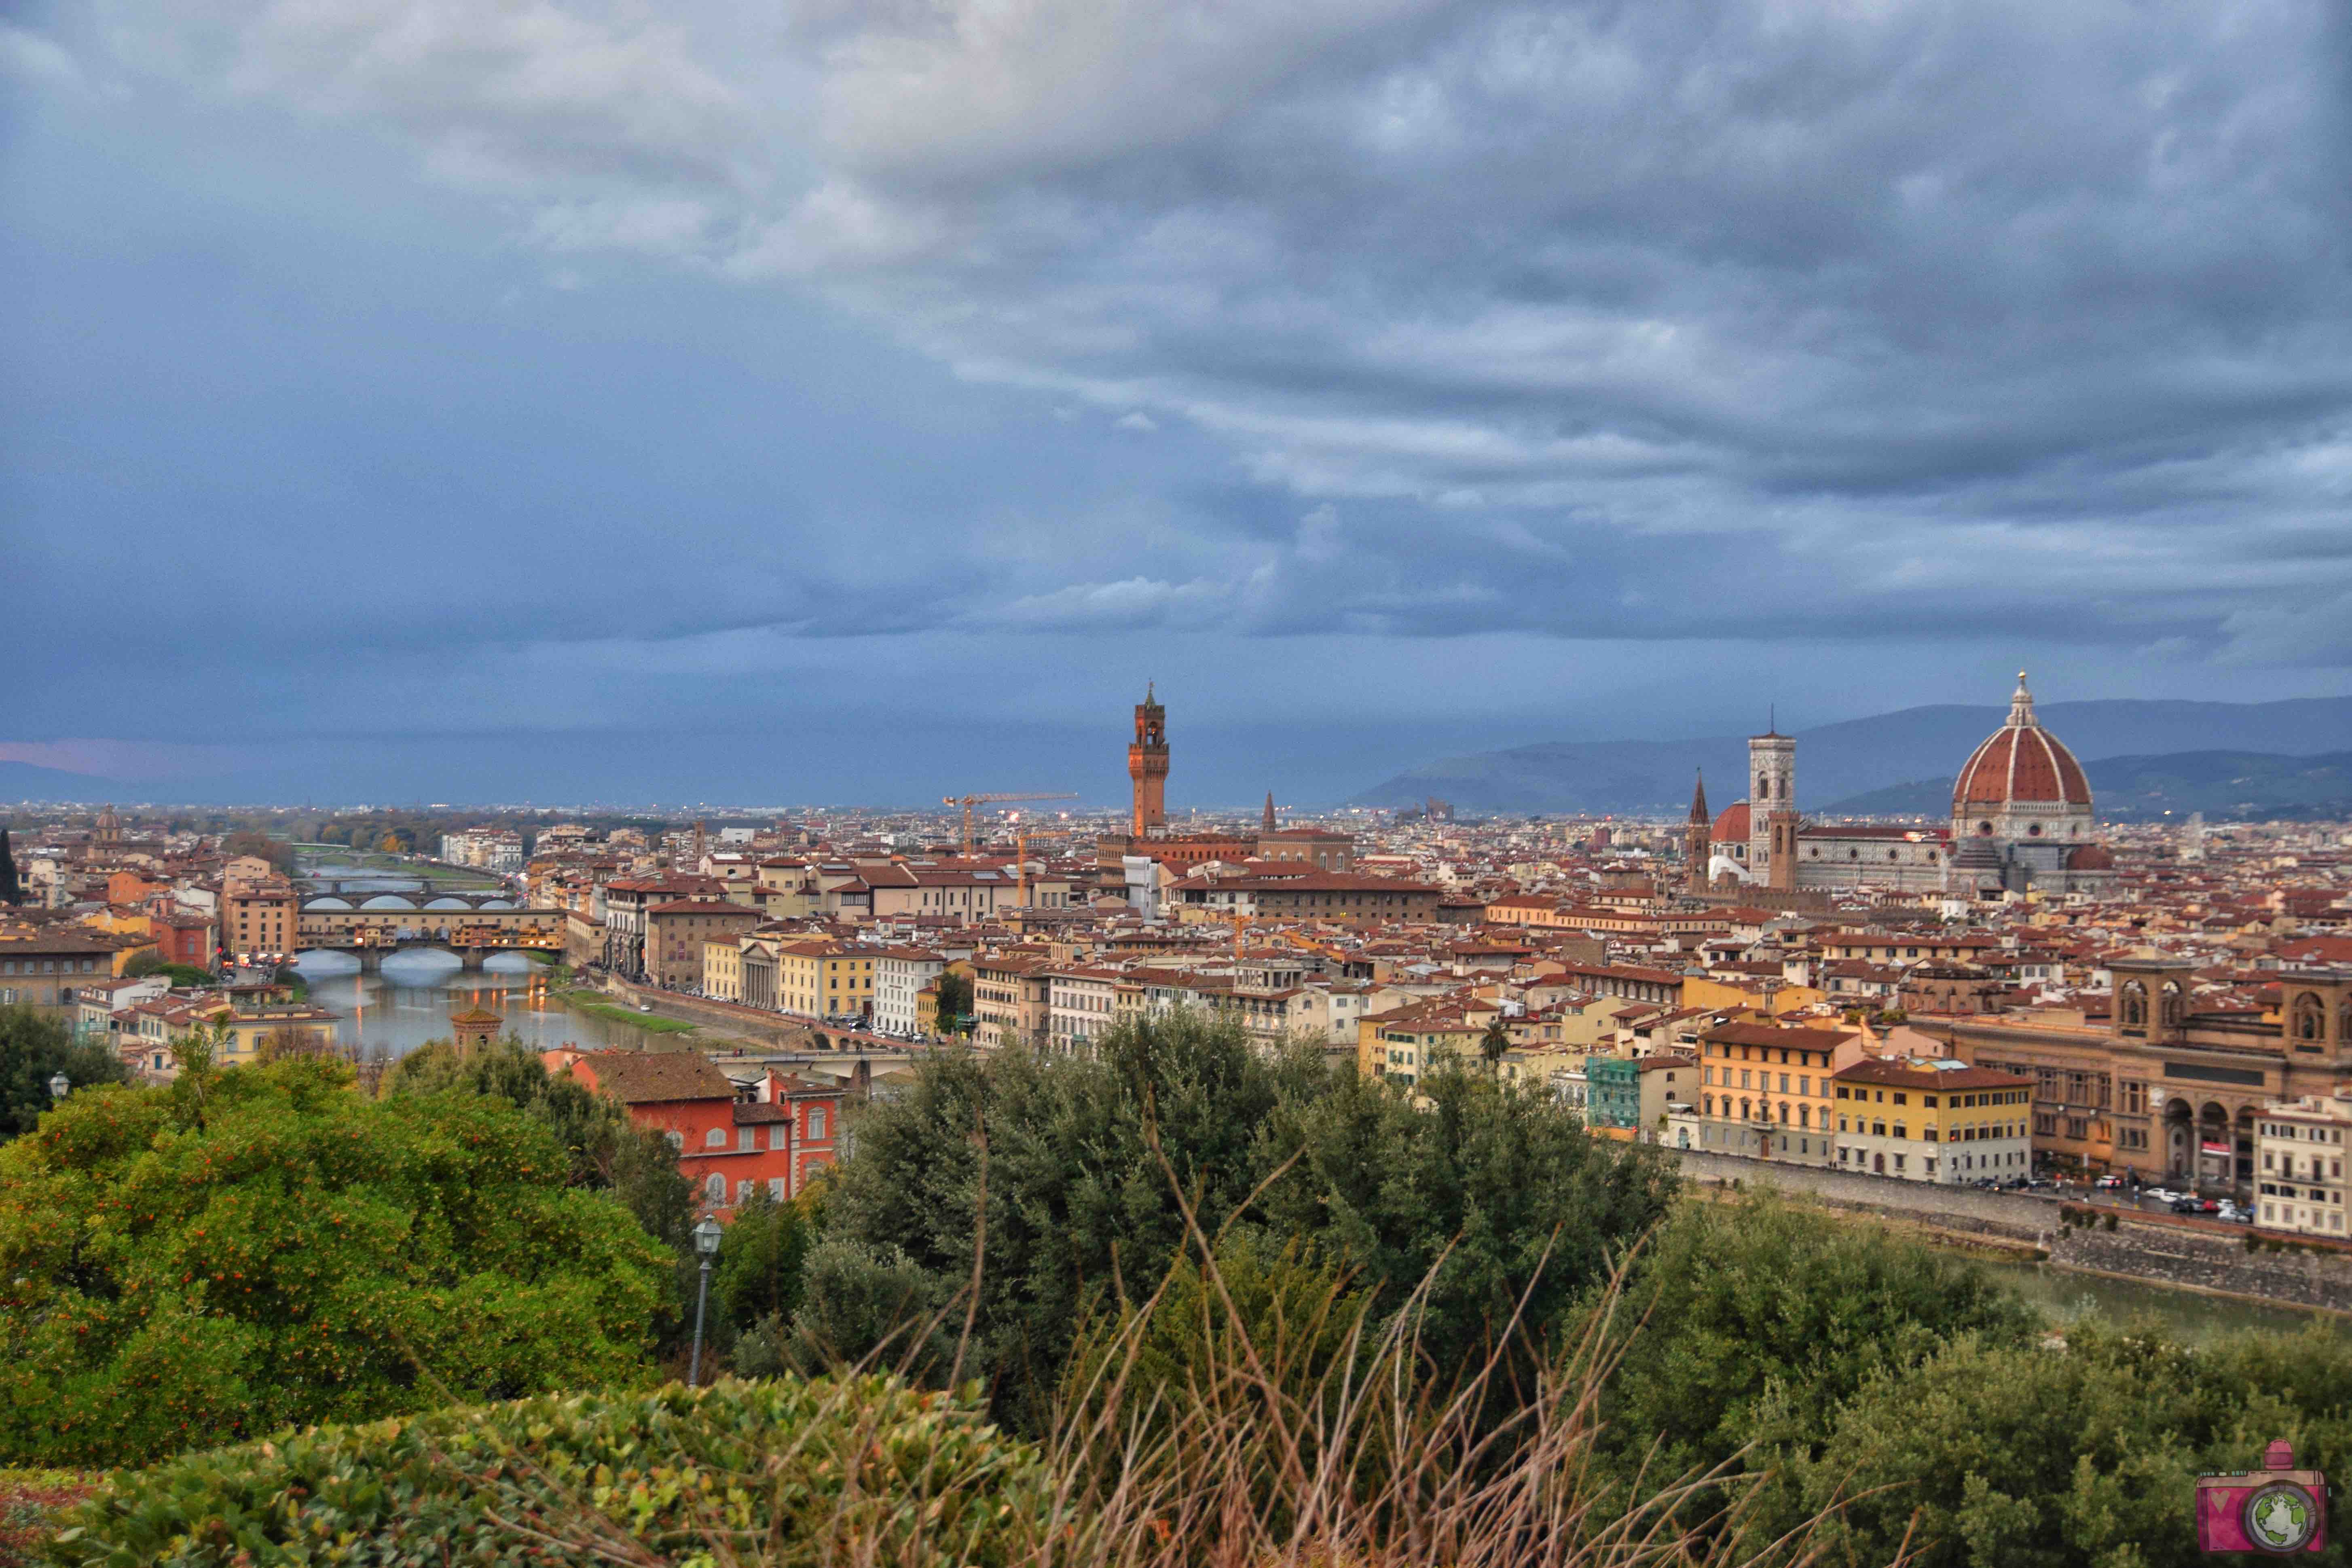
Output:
[
  {"xmin": 150, "ymin": 913, "xmax": 217, "ymax": 971},
  {"xmin": 544, "ymin": 1049, "xmax": 844, "ymax": 1213}
]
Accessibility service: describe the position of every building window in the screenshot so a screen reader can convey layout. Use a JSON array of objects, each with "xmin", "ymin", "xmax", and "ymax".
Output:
[
  {"xmin": 705, "ymin": 1128, "xmax": 726, "ymax": 1147},
  {"xmin": 810, "ymin": 1107, "xmax": 828, "ymax": 1140},
  {"xmin": 705, "ymin": 1173, "xmax": 725, "ymax": 1204}
]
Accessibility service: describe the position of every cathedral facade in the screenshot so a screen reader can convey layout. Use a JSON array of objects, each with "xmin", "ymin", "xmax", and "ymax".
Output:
[{"xmin": 1695, "ymin": 675, "xmax": 2115, "ymax": 900}]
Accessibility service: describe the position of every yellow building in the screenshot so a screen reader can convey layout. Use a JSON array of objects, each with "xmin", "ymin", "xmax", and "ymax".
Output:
[
  {"xmin": 1359, "ymin": 1002, "xmax": 1491, "ymax": 1085},
  {"xmin": 702, "ymin": 939, "xmax": 744, "ymax": 1002},
  {"xmin": 1831, "ymin": 1058, "xmax": 2034, "ymax": 1183},
  {"xmin": 213, "ymin": 1003, "xmax": 343, "ymax": 1064},
  {"xmin": 1694, "ymin": 1022, "xmax": 1853, "ymax": 1165},
  {"xmin": 775, "ymin": 939, "xmax": 883, "ymax": 1020}
]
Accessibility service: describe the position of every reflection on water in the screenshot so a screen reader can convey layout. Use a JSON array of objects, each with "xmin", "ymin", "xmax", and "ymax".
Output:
[
  {"xmin": 293, "ymin": 950, "xmax": 668, "ymax": 1059},
  {"xmin": 1980, "ymin": 1259, "xmax": 2348, "ymax": 1344}
]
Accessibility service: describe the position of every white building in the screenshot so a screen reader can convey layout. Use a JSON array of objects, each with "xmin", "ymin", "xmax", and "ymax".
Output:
[
  {"xmin": 872, "ymin": 946, "xmax": 946, "ymax": 1037},
  {"xmin": 2255, "ymin": 1094, "xmax": 2351, "ymax": 1238},
  {"xmin": 1048, "ymin": 968, "xmax": 1121, "ymax": 1057}
]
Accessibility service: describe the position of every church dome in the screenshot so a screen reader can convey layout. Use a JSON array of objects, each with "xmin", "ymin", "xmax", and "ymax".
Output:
[
  {"xmin": 2067, "ymin": 843, "xmax": 2116, "ymax": 871},
  {"xmin": 1710, "ymin": 802, "xmax": 1751, "ymax": 843},
  {"xmin": 1952, "ymin": 674, "xmax": 2091, "ymax": 813}
]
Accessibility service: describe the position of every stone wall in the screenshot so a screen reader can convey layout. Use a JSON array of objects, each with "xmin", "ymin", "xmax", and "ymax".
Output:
[
  {"xmin": 1668, "ymin": 1147, "xmax": 2053, "ymax": 1238},
  {"xmin": 2050, "ymin": 1223, "xmax": 2352, "ymax": 1314},
  {"xmin": 1669, "ymin": 1147, "xmax": 2352, "ymax": 1312}
]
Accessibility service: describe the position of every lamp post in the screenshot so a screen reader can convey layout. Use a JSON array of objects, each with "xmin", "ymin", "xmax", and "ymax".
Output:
[
  {"xmin": 687, "ymin": 1214, "xmax": 724, "ymax": 1388},
  {"xmin": 47, "ymin": 1073, "xmax": 70, "ymax": 1105}
]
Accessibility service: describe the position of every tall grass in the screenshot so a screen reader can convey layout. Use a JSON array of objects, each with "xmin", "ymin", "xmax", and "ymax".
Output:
[{"xmin": 447, "ymin": 1141, "xmax": 1891, "ymax": 1568}]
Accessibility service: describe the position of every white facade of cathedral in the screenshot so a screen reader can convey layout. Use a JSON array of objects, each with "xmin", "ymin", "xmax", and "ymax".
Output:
[{"xmin": 1704, "ymin": 675, "xmax": 2115, "ymax": 899}]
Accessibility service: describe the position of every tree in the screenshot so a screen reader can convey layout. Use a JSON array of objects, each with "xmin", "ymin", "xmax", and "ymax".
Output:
[
  {"xmin": 1594, "ymin": 1189, "xmax": 2041, "ymax": 1542},
  {"xmin": 933, "ymin": 970, "xmax": 973, "ymax": 1035},
  {"xmin": 0, "ymin": 1056, "xmax": 670, "ymax": 1466},
  {"xmin": 0, "ymin": 1005, "xmax": 130, "ymax": 1141},
  {"xmin": 383, "ymin": 1039, "xmax": 697, "ymax": 1251},
  {"xmin": 1478, "ymin": 1015, "xmax": 1510, "ymax": 1071},
  {"xmin": 0, "ymin": 829, "xmax": 19, "ymax": 906},
  {"xmin": 1784, "ymin": 1318, "xmax": 2352, "ymax": 1568},
  {"xmin": 803, "ymin": 1011, "xmax": 1675, "ymax": 1433}
]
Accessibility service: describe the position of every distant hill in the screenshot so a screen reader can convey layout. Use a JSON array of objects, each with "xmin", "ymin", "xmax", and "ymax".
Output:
[
  {"xmin": 1823, "ymin": 750, "xmax": 2352, "ymax": 822},
  {"xmin": 1349, "ymin": 697, "xmax": 2352, "ymax": 815},
  {"xmin": 0, "ymin": 762, "xmax": 135, "ymax": 804}
]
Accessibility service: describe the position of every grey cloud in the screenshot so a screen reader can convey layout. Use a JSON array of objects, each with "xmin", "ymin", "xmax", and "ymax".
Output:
[{"xmin": 40, "ymin": 0, "xmax": 2352, "ymax": 679}]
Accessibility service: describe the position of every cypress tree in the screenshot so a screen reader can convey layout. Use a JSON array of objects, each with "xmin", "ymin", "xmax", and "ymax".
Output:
[{"xmin": 0, "ymin": 828, "xmax": 19, "ymax": 906}]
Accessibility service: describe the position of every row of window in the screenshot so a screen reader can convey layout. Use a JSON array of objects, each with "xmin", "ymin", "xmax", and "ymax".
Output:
[
  {"xmin": 2258, "ymin": 1181, "xmax": 2343, "ymax": 1204},
  {"xmin": 1836, "ymin": 1086, "xmax": 2027, "ymax": 1109},
  {"xmin": 2263, "ymin": 1201, "xmax": 2347, "ymax": 1231},
  {"xmin": 0, "ymin": 957, "xmax": 102, "ymax": 975},
  {"xmin": 664, "ymin": 1109, "xmax": 829, "ymax": 1151},
  {"xmin": 1838, "ymin": 1115, "xmax": 2019, "ymax": 1142},
  {"xmin": 2262, "ymin": 1122, "xmax": 2346, "ymax": 1143},
  {"xmin": 1707, "ymin": 1067, "xmax": 1818, "ymax": 1094}
]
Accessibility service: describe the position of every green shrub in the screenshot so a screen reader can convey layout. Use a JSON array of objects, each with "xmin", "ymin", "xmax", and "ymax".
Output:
[
  {"xmin": 0, "ymin": 1058, "xmax": 669, "ymax": 1466},
  {"xmin": 48, "ymin": 1376, "xmax": 1051, "ymax": 1568}
]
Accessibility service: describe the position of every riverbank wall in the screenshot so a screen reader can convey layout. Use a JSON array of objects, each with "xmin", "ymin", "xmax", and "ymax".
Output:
[
  {"xmin": 1670, "ymin": 1148, "xmax": 2352, "ymax": 1314},
  {"xmin": 2049, "ymin": 1223, "xmax": 2352, "ymax": 1315}
]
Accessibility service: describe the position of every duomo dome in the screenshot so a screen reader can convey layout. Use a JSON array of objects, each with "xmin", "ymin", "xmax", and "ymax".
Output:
[{"xmin": 1950, "ymin": 674, "xmax": 2094, "ymax": 844}]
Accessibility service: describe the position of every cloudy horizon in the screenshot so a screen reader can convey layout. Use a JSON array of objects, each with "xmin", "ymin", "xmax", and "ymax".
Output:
[{"xmin": 9, "ymin": 0, "xmax": 2352, "ymax": 806}]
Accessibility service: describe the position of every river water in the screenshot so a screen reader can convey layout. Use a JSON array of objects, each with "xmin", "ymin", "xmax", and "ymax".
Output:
[
  {"xmin": 291, "ymin": 950, "xmax": 670, "ymax": 1058},
  {"xmin": 1978, "ymin": 1259, "xmax": 2344, "ymax": 1343}
]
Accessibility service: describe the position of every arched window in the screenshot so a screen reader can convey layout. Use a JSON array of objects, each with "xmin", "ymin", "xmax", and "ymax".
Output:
[
  {"xmin": 2160, "ymin": 982, "xmax": 2184, "ymax": 1029},
  {"xmin": 2294, "ymin": 993, "xmax": 2326, "ymax": 1041},
  {"xmin": 2119, "ymin": 981, "xmax": 2147, "ymax": 1029},
  {"xmin": 704, "ymin": 1173, "xmax": 725, "ymax": 1204}
]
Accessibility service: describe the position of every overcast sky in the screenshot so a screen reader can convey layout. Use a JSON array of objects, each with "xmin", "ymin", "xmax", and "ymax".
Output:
[{"xmin": 8, "ymin": 0, "xmax": 2352, "ymax": 806}]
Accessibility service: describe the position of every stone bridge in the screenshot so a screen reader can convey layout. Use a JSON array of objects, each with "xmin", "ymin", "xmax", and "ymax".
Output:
[{"xmin": 298, "ymin": 893, "xmax": 563, "ymax": 966}]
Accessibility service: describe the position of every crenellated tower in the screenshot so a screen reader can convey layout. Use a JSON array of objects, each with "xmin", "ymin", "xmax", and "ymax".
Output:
[{"xmin": 1129, "ymin": 683, "xmax": 1170, "ymax": 838}]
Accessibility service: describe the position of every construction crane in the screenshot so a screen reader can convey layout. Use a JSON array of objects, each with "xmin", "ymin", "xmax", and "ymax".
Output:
[{"xmin": 943, "ymin": 791, "xmax": 1078, "ymax": 856}]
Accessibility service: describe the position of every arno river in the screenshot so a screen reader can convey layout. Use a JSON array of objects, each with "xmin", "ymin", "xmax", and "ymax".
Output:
[{"xmin": 291, "ymin": 949, "xmax": 672, "ymax": 1057}]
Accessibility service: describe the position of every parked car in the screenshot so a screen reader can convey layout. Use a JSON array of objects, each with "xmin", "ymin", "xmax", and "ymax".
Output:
[
  {"xmin": 2216, "ymin": 1200, "xmax": 2244, "ymax": 1221},
  {"xmin": 2095, "ymin": 1174, "xmax": 2125, "ymax": 1191},
  {"xmin": 2144, "ymin": 1188, "xmax": 2180, "ymax": 1204},
  {"xmin": 2170, "ymin": 1196, "xmax": 2204, "ymax": 1215}
]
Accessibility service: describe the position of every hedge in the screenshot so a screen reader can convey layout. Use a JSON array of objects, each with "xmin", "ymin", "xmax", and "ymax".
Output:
[{"xmin": 47, "ymin": 1376, "xmax": 1051, "ymax": 1568}]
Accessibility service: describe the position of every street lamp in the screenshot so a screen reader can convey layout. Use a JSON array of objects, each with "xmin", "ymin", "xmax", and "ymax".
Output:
[
  {"xmin": 47, "ymin": 1073, "xmax": 71, "ymax": 1105},
  {"xmin": 687, "ymin": 1215, "xmax": 725, "ymax": 1388}
]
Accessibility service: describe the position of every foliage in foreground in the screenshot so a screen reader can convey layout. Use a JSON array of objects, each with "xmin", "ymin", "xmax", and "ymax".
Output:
[
  {"xmin": 801, "ymin": 1011, "xmax": 1677, "ymax": 1431},
  {"xmin": 0, "ymin": 1057, "xmax": 670, "ymax": 1466},
  {"xmin": 0, "ymin": 1007, "xmax": 130, "ymax": 1142},
  {"xmin": 0, "ymin": 1474, "xmax": 95, "ymax": 1568},
  {"xmin": 47, "ymin": 1377, "xmax": 1050, "ymax": 1568}
]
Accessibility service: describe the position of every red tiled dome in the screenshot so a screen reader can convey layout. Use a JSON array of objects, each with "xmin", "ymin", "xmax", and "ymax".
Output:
[
  {"xmin": 1951, "ymin": 675, "xmax": 2091, "ymax": 811},
  {"xmin": 2067, "ymin": 843, "xmax": 2115, "ymax": 871},
  {"xmin": 1711, "ymin": 802, "xmax": 1751, "ymax": 843}
]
